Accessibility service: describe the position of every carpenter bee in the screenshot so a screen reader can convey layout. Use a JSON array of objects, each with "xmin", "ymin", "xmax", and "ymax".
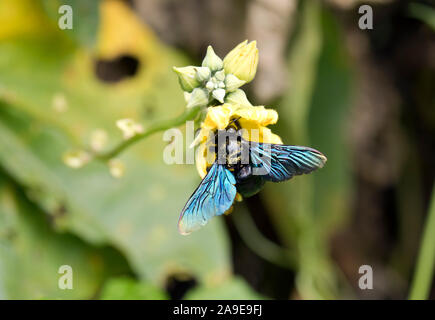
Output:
[{"xmin": 178, "ymin": 119, "xmax": 327, "ymax": 235}]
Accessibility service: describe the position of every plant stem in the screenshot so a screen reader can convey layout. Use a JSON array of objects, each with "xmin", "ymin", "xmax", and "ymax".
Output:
[
  {"xmin": 232, "ymin": 206, "xmax": 296, "ymax": 270},
  {"xmin": 409, "ymin": 185, "xmax": 435, "ymax": 299},
  {"xmin": 94, "ymin": 106, "xmax": 201, "ymax": 161}
]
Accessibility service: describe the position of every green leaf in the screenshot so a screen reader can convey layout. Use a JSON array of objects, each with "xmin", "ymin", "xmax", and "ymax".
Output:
[
  {"xmin": 0, "ymin": 177, "xmax": 131, "ymax": 299},
  {"xmin": 185, "ymin": 277, "xmax": 264, "ymax": 300},
  {"xmin": 100, "ymin": 277, "xmax": 168, "ymax": 300},
  {"xmin": 41, "ymin": 0, "xmax": 100, "ymax": 48},
  {"xmin": 409, "ymin": 3, "xmax": 435, "ymax": 31},
  {"xmin": 0, "ymin": 0, "xmax": 231, "ymax": 295},
  {"xmin": 409, "ymin": 186, "xmax": 435, "ymax": 299}
]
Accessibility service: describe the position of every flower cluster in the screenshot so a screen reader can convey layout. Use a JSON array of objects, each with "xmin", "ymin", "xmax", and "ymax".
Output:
[
  {"xmin": 63, "ymin": 40, "xmax": 281, "ymax": 182},
  {"xmin": 173, "ymin": 41, "xmax": 258, "ymax": 108},
  {"xmin": 173, "ymin": 40, "xmax": 282, "ymax": 179}
]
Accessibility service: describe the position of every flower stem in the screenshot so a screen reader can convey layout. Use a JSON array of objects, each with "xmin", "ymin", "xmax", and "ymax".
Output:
[
  {"xmin": 95, "ymin": 106, "xmax": 201, "ymax": 161},
  {"xmin": 409, "ymin": 185, "xmax": 435, "ymax": 299}
]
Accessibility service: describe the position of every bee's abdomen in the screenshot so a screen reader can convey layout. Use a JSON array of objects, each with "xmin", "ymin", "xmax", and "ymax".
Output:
[{"xmin": 236, "ymin": 174, "xmax": 265, "ymax": 198}]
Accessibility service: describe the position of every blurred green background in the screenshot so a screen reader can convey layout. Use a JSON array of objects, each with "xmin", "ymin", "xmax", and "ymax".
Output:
[{"xmin": 0, "ymin": 0, "xmax": 433, "ymax": 299}]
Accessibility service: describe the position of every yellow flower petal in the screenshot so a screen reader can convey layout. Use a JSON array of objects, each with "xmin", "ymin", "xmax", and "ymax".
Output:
[
  {"xmin": 194, "ymin": 103, "xmax": 282, "ymax": 178},
  {"xmin": 190, "ymin": 128, "xmax": 209, "ymax": 148},
  {"xmin": 234, "ymin": 105, "xmax": 278, "ymax": 126},
  {"xmin": 235, "ymin": 193, "xmax": 243, "ymax": 202},
  {"xmin": 195, "ymin": 143, "xmax": 208, "ymax": 179},
  {"xmin": 223, "ymin": 40, "xmax": 259, "ymax": 83},
  {"xmin": 224, "ymin": 206, "xmax": 234, "ymax": 215},
  {"xmin": 202, "ymin": 105, "xmax": 232, "ymax": 130},
  {"xmin": 259, "ymin": 127, "xmax": 283, "ymax": 144},
  {"xmin": 195, "ymin": 141, "xmax": 216, "ymax": 179}
]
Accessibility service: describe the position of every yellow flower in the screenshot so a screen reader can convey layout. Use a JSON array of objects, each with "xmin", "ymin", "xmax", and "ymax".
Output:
[
  {"xmin": 193, "ymin": 103, "xmax": 282, "ymax": 178},
  {"xmin": 223, "ymin": 40, "xmax": 259, "ymax": 83}
]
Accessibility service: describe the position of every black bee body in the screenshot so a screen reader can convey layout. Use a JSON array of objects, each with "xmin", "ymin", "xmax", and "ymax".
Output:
[
  {"xmin": 211, "ymin": 124, "xmax": 265, "ymax": 198},
  {"xmin": 180, "ymin": 119, "xmax": 327, "ymax": 234},
  {"xmin": 234, "ymin": 166, "xmax": 266, "ymax": 197}
]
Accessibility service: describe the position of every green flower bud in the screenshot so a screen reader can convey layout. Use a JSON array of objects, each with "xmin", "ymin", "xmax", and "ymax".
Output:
[
  {"xmin": 212, "ymin": 88, "xmax": 226, "ymax": 103},
  {"xmin": 205, "ymin": 80, "xmax": 215, "ymax": 91},
  {"xmin": 183, "ymin": 91, "xmax": 191, "ymax": 103},
  {"xmin": 214, "ymin": 70, "xmax": 226, "ymax": 81},
  {"xmin": 202, "ymin": 46, "xmax": 223, "ymax": 72},
  {"xmin": 224, "ymin": 89, "xmax": 252, "ymax": 106},
  {"xmin": 195, "ymin": 67, "xmax": 211, "ymax": 82},
  {"xmin": 187, "ymin": 88, "xmax": 209, "ymax": 108},
  {"xmin": 223, "ymin": 40, "xmax": 259, "ymax": 83},
  {"xmin": 224, "ymin": 74, "xmax": 246, "ymax": 92},
  {"xmin": 173, "ymin": 66, "xmax": 200, "ymax": 92}
]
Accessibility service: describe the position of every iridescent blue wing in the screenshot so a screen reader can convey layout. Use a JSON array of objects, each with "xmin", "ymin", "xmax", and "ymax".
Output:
[
  {"xmin": 178, "ymin": 162, "xmax": 237, "ymax": 235},
  {"xmin": 249, "ymin": 143, "xmax": 327, "ymax": 182}
]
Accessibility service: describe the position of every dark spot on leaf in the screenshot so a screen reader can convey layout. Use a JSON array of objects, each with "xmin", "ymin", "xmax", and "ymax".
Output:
[
  {"xmin": 165, "ymin": 273, "xmax": 197, "ymax": 299},
  {"xmin": 53, "ymin": 204, "xmax": 67, "ymax": 218},
  {"xmin": 95, "ymin": 55, "xmax": 140, "ymax": 83},
  {"xmin": 143, "ymin": 104, "xmax": 155, "ymax": 119}
]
